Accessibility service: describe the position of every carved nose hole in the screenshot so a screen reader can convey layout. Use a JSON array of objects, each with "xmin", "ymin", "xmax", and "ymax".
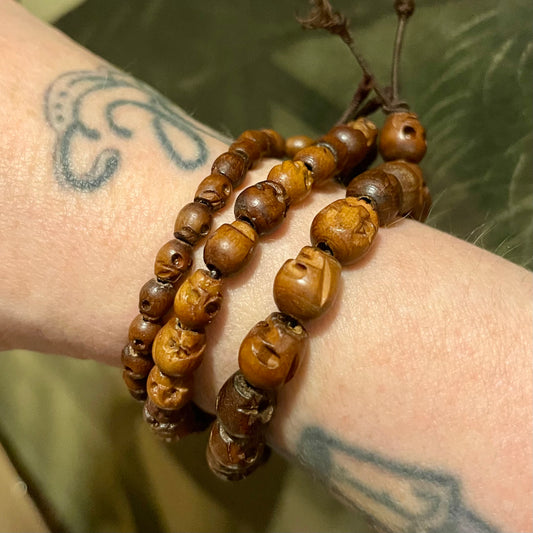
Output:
[{"xmin": 259, "ymin": 345, "xmax": 280, "ymax": 369}]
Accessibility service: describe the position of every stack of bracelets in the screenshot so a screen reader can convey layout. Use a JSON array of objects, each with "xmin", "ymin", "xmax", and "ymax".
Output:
[{"xmin": 120, "ymin": 0, "xmax": 431, "ymax": 481}]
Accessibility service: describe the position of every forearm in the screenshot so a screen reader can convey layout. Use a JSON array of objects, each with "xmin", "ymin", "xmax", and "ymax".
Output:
[{"xmin": 1, "ymin": 3, "xmax": 531, "ymax": 532}]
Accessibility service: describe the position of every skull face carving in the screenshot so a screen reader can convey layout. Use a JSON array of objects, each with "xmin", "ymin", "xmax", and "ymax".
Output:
[
  {"xmin": 173, "ymin": 269, "xmax": 223, "ymax": 330},
  {"xmin": 238, "ymin": 312, "xmax": 308, "ymax": 390},
  {"xmin": 273, "ymin": 246, "xmax": 342, "ymax": 321},
  {"xmin": 173, "ymin": 202, "xmax": 212, "ymax": 246},
  {"xmin": 152, "ymin": 318, "xmax": 207, "ymax": 377},
  {"xmin": 154, "ymin": 239, "xmax": 193, "ymax": 284},
  {"xmin": 146, "ymin": 365, "xmax": 194, "ymax": 410},
  {"xmin": 378, "ymin": 111, "xmax": 427, "ymax": 163},
  {"xmin": 310, "ymin": 198, "xmax": 379, "ymax": 265}
]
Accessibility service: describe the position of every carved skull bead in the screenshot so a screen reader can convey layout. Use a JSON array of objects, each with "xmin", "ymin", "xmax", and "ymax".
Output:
[
  {"xmin": 267, "ymin": 160, "xmax": 313, "ymax": 205},
  {"xmin": 310, "ymin": 197, "xmax": 379, "ymax": 265},
  {"xmin": 146, "ymin": 365, "xmax": 194, "ymax": 410},
  {"xmin": 378, "ymin": 111, "xmax": 427, "ymax": 163},
  {"xmin": 154, "ymin": 239, "xmax": 193, "ymax": 284},
  {"xmin": 194, "ymin": 173, "xmax": 233, "ymax": 211},
  {"xmin": 173, "ymin": 269, "xmax": 223, "ymax": 330},
  {"xmin": 173, "ymin": 202, "xmax": 212, "ymax": 246},
  {"xmin": 273, "ymin": 246, "xmax": 342, "ymax": 321},
  {"xmin": 238, "ymin": 312, "xmax": 308, "ymax": 390},
  {"xmin": 152, "ymin": 318, "xmax": 206, "ymax": 377}
]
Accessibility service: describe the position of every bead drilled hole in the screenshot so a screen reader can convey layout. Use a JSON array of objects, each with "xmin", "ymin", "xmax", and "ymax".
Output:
[{"xmin": 316, "ymin": 242, "xmax": 334, "ymax": 256}]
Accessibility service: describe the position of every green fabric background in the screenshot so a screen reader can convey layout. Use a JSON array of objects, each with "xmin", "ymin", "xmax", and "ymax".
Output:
[{"xmin": 1, "ymin": 1, "xmax": 531, "ymax": 531}]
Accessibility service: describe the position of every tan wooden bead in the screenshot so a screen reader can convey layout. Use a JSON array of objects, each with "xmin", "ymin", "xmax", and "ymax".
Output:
[
  {"xmin": 121, "ymin": 344, "xmax": 154, "ymax": 379},
  {"xmin": 285, "ymin": 135, "xmax": 314, "ymax": 158},
  {"xmin": 173, "ymin": 269, "xmax": 223, "ymax": 330},
  {"xmin": 211, "ymin": 151, "xmax": 248, "ymax": 187},
  {"xmin": 267, "ymin": 160, "xmax": 313, "ymax": 205},
  {"xmin": 378, "ymin": 111, "xmax": 427, "ymax": 163},
  {"xmin": 194, "ymin": 174, "xmax": 233, "ymax": 211},
  {"xmin": 229, "ymin": 138, "xmax": 262, "ymax": 164},
  {"xmin": 122, "ymin": 369, "xmax": 147, "ymax": 401},
  {"xmin": 146, "ymin": 365, "xmax": 194, "ymax": 410},
  {"xmin": 154, "ymin": 239, "xmax": 193, "ymax": 284},
  {"xmin": 310, "ymin": 197, "xmax": 379, "ymax": 265},
  {"xmin": 347, "ymin": 117, "xmax": 378, "ymax": 148},
  {"xmin": 378, "ymin": 160, "xmax": 424, "ymax": 215},
  {"xmin": 173, "ymin": 201, "xmax": 212, "ymax": 246},
  {"xmin": 234, "ymin": 180, "xmax": 288, "ymax": 235},
  {"xmin": 206, "ymin": 420, "xmax": 266, "ymax": 481},
  {"xmin": 238, "ymin": 312, "xmax": 308, "ymax": 390},
  {"xmin": 346, "ymin": 168, "xmax": 403, "ymax": 227},
  {"xmin": 203, "ymin": 220, "xmax": 258, "ymax": 277},
  {"xmin": 152, "ymin": 318, "xmax": 207, "ymax": 377},
  {"xmin": 273, "ymin": 246, "xmax": 342, "ymax": 321},
  {"xmin": 127, "ymin": 314, "xmax": 161, "ymax": 354},
  {"xmin": 216, "ymin": 371, "xmax": 276, "ymax": 438},
  {"xmin": 138, "ymin": 278, "xmax": 176, "ymax": 321},
  {"xmin": 293, "ymin": 145, "xmax": 337, "ymax": 185},
  {"xmin": 261, "ymin": 128, "xmax": 285, "ymax": 157}
]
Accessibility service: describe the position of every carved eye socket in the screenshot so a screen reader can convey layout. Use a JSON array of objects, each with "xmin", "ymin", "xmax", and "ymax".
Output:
[
  {"xmin": 200, "ymin": 224, "xmax": 210, "ymax": 236},
  {"xmin": 171, "ymin": 252, "xmax": 184, "ymax": 267},
  {"xmin": 402, "ymin": 125, "xmax": 416, "ymax": 138},
  {"xmin": 205, "ymin": 301, "xmax": 220, "ymax": 316}
]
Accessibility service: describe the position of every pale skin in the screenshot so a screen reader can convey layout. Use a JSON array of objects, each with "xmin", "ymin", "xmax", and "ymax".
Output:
[{"xmin": 0, "ymin": 2, "xmax": 532, "ymax": 532}]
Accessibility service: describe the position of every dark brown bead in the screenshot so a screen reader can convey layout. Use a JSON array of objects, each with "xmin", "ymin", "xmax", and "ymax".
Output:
[
  {"xmin": 194, "ymin": 174, "xmax": 233, "ymax": 212},
  {"xmin": 378, "ymin": 160, "xmax": 424, "ymax": 215},
  {"xmin": 238, "ymin": 312, "xmax": 308, "ymax": 390},
  {"xmin": 238, "ymin": 130, "xmax": 271, "ymax": 158},
  {"xmin": 285, "ymin": 135, "xmax": 314, "ymax": 158},
  {"xmin": 143, "ymin": 399, "xmax": 214, "ymax": 441},
  {"xmin": 206, "ymin": 420, "xmax": 266, "ymax": 481},
  {"xmin": 173, "ymin": 269, "xmax": 223, "ymax": 330},
  {"xmin": 293, "ymin": 145, "xmax": 337, "ymax": 185},
  {"xmin": 154, "ymin": 239, "xmax": 193, "ymax": 284},
  {"xmin": 138, "ymin": 278, "xmax": 176, "ymax": 321},
  {"xmin": 273, "ymin": 246, "xmax": 342, "ymax": 321},
  {"xmin": 310, "ymin": 197, "xmax": 379, "ymax": 265},
  {"xmin": 216, "ymin": 371, "xmax": 276, "ymax": 438},
  {"xmin": 261, "ymin": 129, "xmax": 285, "ymax": 157},
  {"xmin": 122, "ymin": 369, "xmax": 147, "ymax": 401},
  {"xmin": 203, "ymin": 220, "xmax": 258, "ymax": 277},
  {"xmin": 173, "ymin": 202, "xmax": 212, "ymax": 246},
  {"xmin": 346, "ymin": 168, "xmax": 403, "ymax": 226},
  {"xmin": 347, "ymin": 117, "xmax": 378, "ymax": 148},
  {"xmin": 211, "ymin": 152, "xmax": 248, "ymax": 188},
  {"xmin": 122, "ymin": 344, "xmax": 154, "ymax": 379},
  {"xmin": 234, "ymin": 180, "xmax": 288, "ymax": 235},
  {"xmin": 147, "ymin": 365, "xmax": 194, "ymax": 410},
  {"xmin": 152, "ymin": 318, "xmax": 206, "ymax": 377},
  {"xmin": 267, "ymin": 160, "xmax": 313, "ymax": 206},
  {"xmin": 321, "ymin": 126, "xmax": 369, "ymax": 180},
  {"xmin": 127, "ymin": 314, "xmax": 161, "ymax": 354},
  {"xmin": 378, "ymin": 111, "xmax": 427, "ymax": 163},
  {"xmin": 229, "ymin": 138, "xmax": 262, "ymax": 165}
]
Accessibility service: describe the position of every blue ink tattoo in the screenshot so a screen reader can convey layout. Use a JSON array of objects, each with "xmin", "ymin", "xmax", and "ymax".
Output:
[
  {"xmin": 297, "ymin": 427, "xmax": 500, "ymax": 533},
  {"xmin": 44, "ymin": 67, "xmax": 218, "ymax": 191}
]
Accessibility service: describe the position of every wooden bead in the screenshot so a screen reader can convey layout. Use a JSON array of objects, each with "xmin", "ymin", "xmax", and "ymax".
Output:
[
  {"xmin": 122, "ymin": 369, "xmax": 147, "ymax": 401},
  {"xmin": 122, "ymin": 344, "xmax": 154, "ymax": 379},
  {"xmin": 285, "ymin": 135, "xmax": 314, "ymax": 158},
  {"xmin": 154, "ymin": 239, "xmax": 193, "ymax": 284},
  {"xmin": 211, "ymin": 152, "xmax": 248, "ymax": 187},
  {"xmin": 293, "ymin": 145, "xmax": 337, "ymax": 185},
  {"xmin": 238, "ymin": 312, "xmax": 308, "ymax": 390},
  {"xmin": 261, "ymin": 128, "xmax": 285, "ymax": 157},
  {"xmin": 146, "ymin": 365, "xmax": 194, "ymax": 410},
  {"xmin": 229, "ymin": 138, "xmax": 262, "ymax": 164},
  {"xmin": 378, "ymin": 160, "xmax": 424, "ymax": 215},
  {"xmin": 234, "ymin": 180, "xmax": 288, "ymax": 235},
  {"xmin": 173, "ymin": 269, "xmax": 223, "ymax": 330},
  {"xmin": 203, "ymin": 220, "xmax": 258, "ymax": 277},
  {"xmin": 206, "ymin": 420, "xmax": 266, "ymax": 481},
  {"xmin": 143, "ymin": 399, "xmax": 214, "ymax": 441},
  {"xmin": 267, "ymin": 160, "xmax": 313, "ymax": 205},
  {"xmin": 273, "ymin": 246, "xmax": 342, "ymax": 321},
  {"xmin": 310, "ymin": 197, "xmax": 379, "ymax": 265},
  {"xmin": 410, "ymin": 183, "xmax": 432, "ymax": 222},
  {"xmin": 194, "ymin": 174, "xmax": 233, "ymax": 211},
  {"xmin": 127, "ymin": 314, "xmax": 161, "ymax": 354},
  {"xmin": 138, "ymin": 278, "xmax": 176, "ymax": 321},
  {"xmin": 378, "ymin": 111, "xmax": 427, "ymax": 163},
  {"xmin": 216, "ymin": 371, "xmax": 276, "ymax": 438},
  {"xmin": 346, "ymin": 168, "xmax": 403, "ymax": 226},
  {"xmin": 174, "ymin": 201, "xmax": 212, "ymax": 246},
  {"xmin": 152, "ymin": 318, "xmax": 207, "ymax": 377},
  {"xmin": 238, "ymin": 130, "xmax": 271, "ymax": 158},
  {"xmin": 347, "ymin": 117, "xmax": 378, "ymax": 148}
]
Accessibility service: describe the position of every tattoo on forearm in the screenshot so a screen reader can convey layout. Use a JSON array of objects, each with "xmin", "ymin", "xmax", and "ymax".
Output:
[
  {"xmin": 44, "ymin": 67, "xmax": 222, "ymax": 191},
  {"xmin": 297, "ymin": 427, "xmax": 500, "ymax": 533}
]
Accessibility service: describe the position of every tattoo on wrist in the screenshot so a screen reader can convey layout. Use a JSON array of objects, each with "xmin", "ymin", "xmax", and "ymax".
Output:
[
  {"xmin": 297, "ymin": 426, "xmax": 500, "ymax": 533},
  {"xmin": 44, "ymin": 67, "xmax": 223, "ymax": 191}
]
